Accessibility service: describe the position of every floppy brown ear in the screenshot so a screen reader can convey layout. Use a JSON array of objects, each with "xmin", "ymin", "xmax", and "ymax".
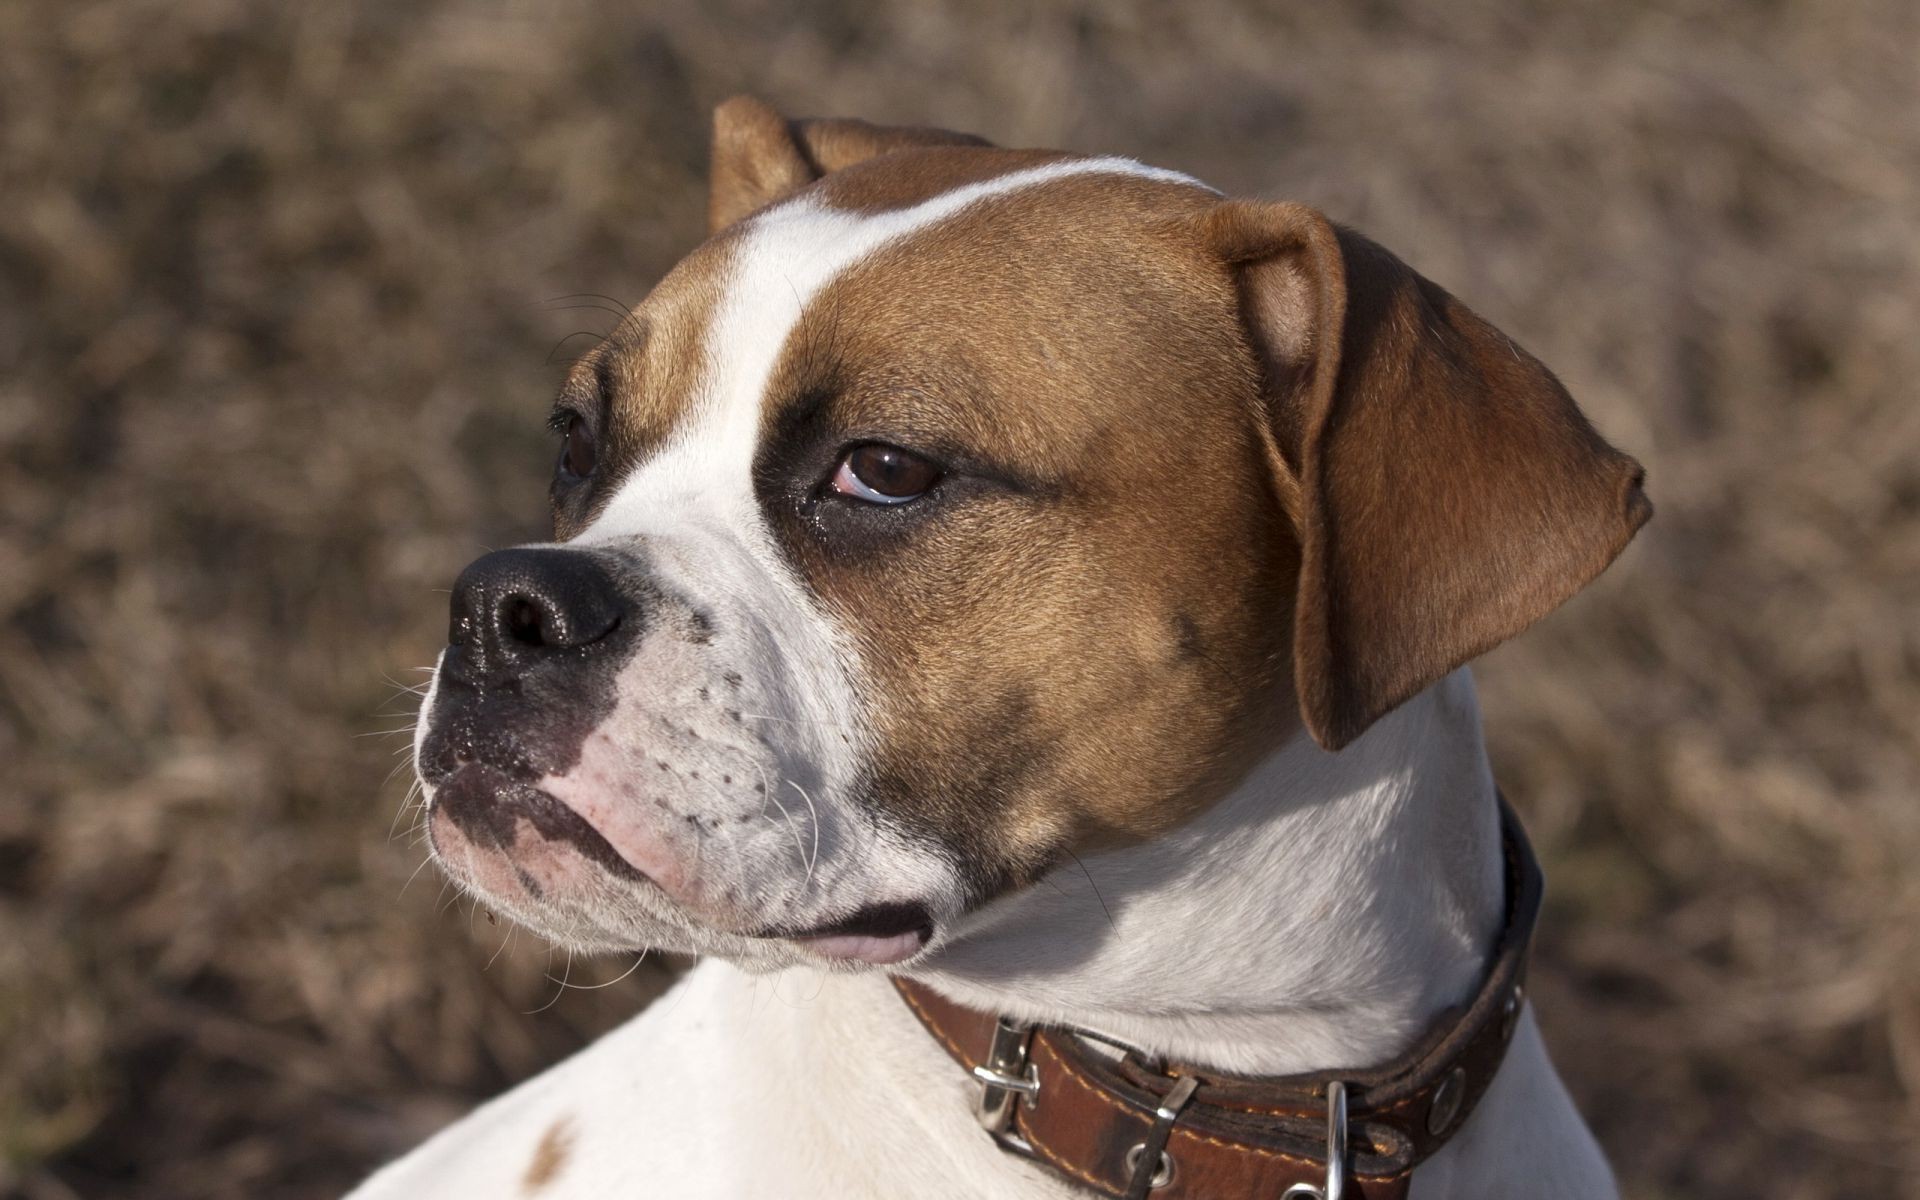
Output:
[
  {"xmin": 707, "ymin": 95, "xmax": 993, "ymax": 234},
  {"xmin": 1203, "ymin": 201, "xmax": 1652, "ymax": 751}
]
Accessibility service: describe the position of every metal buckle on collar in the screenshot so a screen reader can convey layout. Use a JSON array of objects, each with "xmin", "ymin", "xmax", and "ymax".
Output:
[
  {"xmin": 973, "ymin": 1016, "xmax": 1039, "ymax": 1133},
  {"xmin": 1280, "ymin": 1079, "xmax": 1350, "ymax": 1200}
]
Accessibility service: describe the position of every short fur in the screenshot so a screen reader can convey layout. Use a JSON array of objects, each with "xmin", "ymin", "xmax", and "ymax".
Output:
[{"xmin": 355, "ymin": 98, "xmax": 1646, "ymax": 1199}]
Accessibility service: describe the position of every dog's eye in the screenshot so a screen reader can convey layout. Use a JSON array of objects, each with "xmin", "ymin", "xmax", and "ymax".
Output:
[
  {"xmin": 559, "ymin": 415, "xmax": 597, "ymax": 481},
  {"xmin": 831, "ymin": 443, "xmax": 940, "ymax": 504}
]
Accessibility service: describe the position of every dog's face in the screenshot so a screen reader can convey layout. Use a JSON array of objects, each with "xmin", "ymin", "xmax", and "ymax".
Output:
[{"xmin": 412, "ymin": 99, "xmax": 1648, "ymax": 969}]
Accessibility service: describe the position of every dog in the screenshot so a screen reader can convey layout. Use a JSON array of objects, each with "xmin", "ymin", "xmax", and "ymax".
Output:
[{"xmin": 351, "ymin": 96, "xmax": 1649, "ymax": 1200}]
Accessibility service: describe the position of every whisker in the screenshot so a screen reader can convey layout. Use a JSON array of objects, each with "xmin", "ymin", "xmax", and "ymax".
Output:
[
  {"xmin": 545, "ymin": 292, "xmax": 638, "ymax": 311},
  {"xmin": 545, "ymin": 330, "xmax": 606, "ymax": 365},
  {"xmin": 379, "ymin": 670, "xmax": 431, "ymax": 696},
  {"xmin": 398, "ymin": 851, "xmax": 438, "ymax": 899},
  {"xmin": 552, "ymin": 950, "xmax": 649, "ymax": 991},
  {"xmin": 1065, "ymin": 849, "xmax": 1118, "ymax": 932},
  {"xmin": 788, "ymin": 780, "xmax": 822, "ymax": 887},
  {"xmin": 388, "ymin": 777, "xmax": 426, "ymax": 841},
  {"xmin": 763, "ymin": 779, "xmax": 811, "ymax": 880},
  {"xmin": 527, "ymin": 948, "xmax": 576, "ymax": 1014},
  {"xmin": 484, "ymin": 917, "xmax": 519, "ymax": 970},
  {"xmin": 755, "ymin": 761, "xmax": 776, "ymax": 820},
  {"xmin": 544, "ymin": 301, "xmax": 631, "ymax": 321}
]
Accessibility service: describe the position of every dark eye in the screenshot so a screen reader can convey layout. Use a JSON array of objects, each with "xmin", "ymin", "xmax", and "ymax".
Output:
[
  {"xmin": 559, "ymin": 415, "xmax": 597, "ymax": 481},
  {"xmin": 830, "ymin": 443, "xmax": 941, "ymax": 504}
]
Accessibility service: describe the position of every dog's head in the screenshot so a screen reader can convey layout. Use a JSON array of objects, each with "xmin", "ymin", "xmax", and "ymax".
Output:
[{"xmin": 413, "ymin": 97, "xmax": 1649, "ymax": 968}]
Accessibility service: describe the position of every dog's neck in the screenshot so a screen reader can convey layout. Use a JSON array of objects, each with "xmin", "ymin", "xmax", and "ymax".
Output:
[{"xmin": 911, "ymin": 668, "xmax": 1505, "ymax": 1079}]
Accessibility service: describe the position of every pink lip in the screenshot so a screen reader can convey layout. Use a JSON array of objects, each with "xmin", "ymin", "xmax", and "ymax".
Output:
[
  {"xmin": 794, "ymin": 929, "xmax": 929, "ymax": 965},
  {"xmin": 775, "ymin": 900, "xmax": 934, "ymax": 964}
]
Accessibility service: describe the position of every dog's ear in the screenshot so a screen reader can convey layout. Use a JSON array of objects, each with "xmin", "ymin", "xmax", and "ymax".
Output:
[
  {"xmin": 1203, "ymin": 201, "xmax": 1651, "ymax": 751},
  {"xmin": 707, "ymin": 95, "xmax": 993, "ymax": 234}
]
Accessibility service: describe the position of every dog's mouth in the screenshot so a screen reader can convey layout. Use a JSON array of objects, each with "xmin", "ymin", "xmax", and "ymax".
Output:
[
  {"xmin": 425, "ymin": 755, "xmax": 936, "ymax": 965},
  {"xmin": 760, "ymin": 899, "xmax": 935, "ymax": 966}
]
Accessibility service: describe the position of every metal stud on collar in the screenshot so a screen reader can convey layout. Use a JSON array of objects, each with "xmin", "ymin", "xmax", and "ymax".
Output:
[
  {"xmin": 1280, "ymin": 1079, "xmax": 1349, "ymax": 1200},
  {"xmin": 1426, "ymin": 1066, "xmax": 1467, "ymax": 1136}
]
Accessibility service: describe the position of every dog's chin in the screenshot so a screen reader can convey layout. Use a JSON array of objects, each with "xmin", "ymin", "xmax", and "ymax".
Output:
[
  {"xmin": 417, "ymin": 753, "xmax": 947, "ymax": 971},
  {"xmin": 435, "ymin": 872, "xmax": 936, "ymax": 974},
  {"xmin": 421, "ymin": 790, "xmax": 939, "ymax": 972}
]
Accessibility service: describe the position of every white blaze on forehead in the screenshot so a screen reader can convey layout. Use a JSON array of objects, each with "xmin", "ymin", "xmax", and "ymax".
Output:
[{"xmin": 585, "ymin": 155, "xmax": 1209, "ymax": 539}]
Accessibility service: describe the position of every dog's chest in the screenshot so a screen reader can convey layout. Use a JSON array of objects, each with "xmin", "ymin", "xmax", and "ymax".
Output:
[{"xmin": 348, "ymin": 961, "xmax": 1078, "ymax": 1200}]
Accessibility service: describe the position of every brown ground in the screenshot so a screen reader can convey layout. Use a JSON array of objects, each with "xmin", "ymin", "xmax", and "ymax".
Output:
[{"xmin": 2, "ymin": 2, "xmax": 1916, "ymax": 1197}]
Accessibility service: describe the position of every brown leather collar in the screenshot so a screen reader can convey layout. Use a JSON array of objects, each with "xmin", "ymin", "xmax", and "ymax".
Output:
[{"xmin": 894, "ymin": 795, "xmax": 1542, "ymax": 1200}]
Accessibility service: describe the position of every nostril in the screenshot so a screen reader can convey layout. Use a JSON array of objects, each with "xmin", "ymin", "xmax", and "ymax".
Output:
[
  {"xmin": 447, "ymin": 547, "xmax": 630, "ymax": 670},
  {"xmin": 503, "ymin": 596, "xmax": 546, "ymax": 647}
]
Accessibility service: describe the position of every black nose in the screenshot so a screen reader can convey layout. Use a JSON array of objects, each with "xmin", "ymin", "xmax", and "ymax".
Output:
[{"xmin": 448, "ymin": 548, "xmax": 626, "ymax": 673}]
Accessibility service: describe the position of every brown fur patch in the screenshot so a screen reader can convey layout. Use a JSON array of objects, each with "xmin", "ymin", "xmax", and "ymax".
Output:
[
  {"xmin": 748, "ymin": 163, "xmax": 1299, "ymax": 887},
  {"xmin": 520, "ymin": 1116, "xmax": 575, "ymax": 1194}
]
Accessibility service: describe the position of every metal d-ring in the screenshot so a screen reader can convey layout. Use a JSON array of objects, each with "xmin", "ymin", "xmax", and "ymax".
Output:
[{"xmin": 1280, "ymin": 1079, "xmax": 1349, "ymax": 1200}]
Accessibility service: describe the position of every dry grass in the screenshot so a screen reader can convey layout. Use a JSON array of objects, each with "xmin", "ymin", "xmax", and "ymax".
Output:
[{"xmin": 1, "ymin": 2, "xmax": 1915, "ymax": 1197}]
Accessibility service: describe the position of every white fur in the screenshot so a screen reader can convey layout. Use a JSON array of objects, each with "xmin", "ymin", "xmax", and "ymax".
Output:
[
  {"xmin": 375, "ymin": 161, "xmax": 1615, "ymax": 1197},
  {"xmin": 357, "ymin": 673, "xmax": 1613, "ymax": 1199}
]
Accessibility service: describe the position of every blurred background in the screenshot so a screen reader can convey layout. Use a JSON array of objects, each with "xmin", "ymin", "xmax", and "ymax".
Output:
[{"xmin": 2, "ymin": 1, "xmax": 1916, "ymax": 1196}]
